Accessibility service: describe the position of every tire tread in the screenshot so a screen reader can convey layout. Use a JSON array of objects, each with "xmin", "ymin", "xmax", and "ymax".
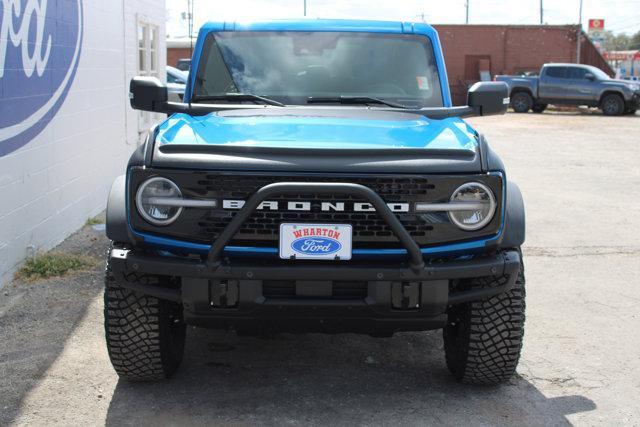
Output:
[
  {"xmin": 444, "ymin": 254, "xmax": 526, "ymax": 385},
  {"xmin": 104, "ymin": 245, "xmax": 185, "ymax": 381}
]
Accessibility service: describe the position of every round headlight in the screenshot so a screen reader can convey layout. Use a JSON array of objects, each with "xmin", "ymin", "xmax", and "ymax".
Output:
[
  {"xmin": 448, "ymin": 182, "xmax": 497, "ymax": 231},
  {"xmin": 136, "ymin": 177, "xmax": 183, "ymax": 226}
]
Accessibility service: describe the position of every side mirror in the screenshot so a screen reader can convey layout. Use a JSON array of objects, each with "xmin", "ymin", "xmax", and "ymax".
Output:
[
  {"xmin": 585, "ymin": 73, "xmax": 595, "ymax": 81},
  {"xmin": 467, "ymin": 81, "xmax": 509, "ymax": 116},
  {"xmin": 129, "ymin": 76, "xmax": 168, "ymax": 112}
]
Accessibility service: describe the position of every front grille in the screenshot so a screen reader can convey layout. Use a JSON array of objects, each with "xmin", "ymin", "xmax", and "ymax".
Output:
[
  {"xmin": 263, "ymin": 280, "xmax": 367, "ymax": 300},
  {"xmin": 194, "ymin": 175, "xmax": 436, "ymax": 246},
  {"xmin": 129, "ymin": 170, "xmax": 503, "ymax": 250}
]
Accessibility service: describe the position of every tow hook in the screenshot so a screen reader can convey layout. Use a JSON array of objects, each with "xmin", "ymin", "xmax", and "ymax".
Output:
[
  {"xmin": 210, "ymin": 280, "xmax": 239, "ymax": 308},
  {"xmin": 391, "ymin": 282, "xmax": 420, "ymax": 310}
]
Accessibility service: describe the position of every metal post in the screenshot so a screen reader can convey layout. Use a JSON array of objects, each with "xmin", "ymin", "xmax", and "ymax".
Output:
[
  {"xmin": 304, "ymin": 0, "xmax": 307, "ymax": 16},
  {"xmin": 465, "ymin": 0, "xmax": 469, "ymax": 24},
  {"xmin": 576, "ymin": 0, "xmax": 583, "ymax": 63},
  {"xmin": 540, "ymin": 0, "xmax": 544, "ymax": 25}
]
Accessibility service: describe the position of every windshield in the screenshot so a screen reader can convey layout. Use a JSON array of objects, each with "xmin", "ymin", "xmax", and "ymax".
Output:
[{"xmin": 193, "ymin": 31, "xmax": 443, "ymax": 108}]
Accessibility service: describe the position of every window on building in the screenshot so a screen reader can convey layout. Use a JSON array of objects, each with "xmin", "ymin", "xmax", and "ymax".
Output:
[
  {"xmin": 137, "ymin": 20, "xmax": 161, "ymax": 133},
  {"xmin": 138, "ymin": 26, "xmax": 148, "ymax": 74},
  {"xmin": 137, "ymin": 21, "xmax": 159, "ymax": 77},
  {"xmin": 150, "ymin": 27, "xmax": 158, "ymax": 75}
]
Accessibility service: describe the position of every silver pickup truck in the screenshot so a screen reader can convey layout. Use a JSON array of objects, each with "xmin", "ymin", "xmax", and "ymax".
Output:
[{"xmin": 496, "ymin": 63, "xmax": 640, "ymax": 116}]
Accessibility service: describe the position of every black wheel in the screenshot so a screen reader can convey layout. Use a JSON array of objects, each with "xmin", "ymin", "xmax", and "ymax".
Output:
[
  {"xmin": 443, "ymin": 252, "xmax": 526, "ymax": 385},
  {"xmin": 532, "ymin": 103, "xmax": 547, "ymax": 113},
  {"xmin": 104, "ymin": 244, "xmax": 185, "ymax": 381},
  {"xmin": 600, "ymin": 94, "xmax": 625, "ymax": 116},
  {"xmin": 511, "ymin": 92, "xmax": 533, "ymax": 113}
]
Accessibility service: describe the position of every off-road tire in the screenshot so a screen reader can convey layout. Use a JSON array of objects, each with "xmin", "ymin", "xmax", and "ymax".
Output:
[
  {"xmin": 532, "ymin": 103, "xmax": 547, "ymax": 113},
  {"xmin": 443, "ymin": 252, "xmax": 526, "ymax": 385},
  {"xmin": 600, "ymin": 94, "xmax": 625, "ymax": 116},
  {"xmin": 511, "ymin": 92, "xmax": 533, "ymax": 113},
  {"xmin": 104, "ymin": 244, "xmax": 186, "ymax": 381}
]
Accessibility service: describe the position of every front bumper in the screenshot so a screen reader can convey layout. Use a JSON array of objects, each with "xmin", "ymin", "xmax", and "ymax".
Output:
[
  {"xmin": 109, "ymin": 247, "xmax": 521, "ymax": 334},
  {"xmin": 114, "ymin": 181, "xmax": 518, "ymax": 334}
]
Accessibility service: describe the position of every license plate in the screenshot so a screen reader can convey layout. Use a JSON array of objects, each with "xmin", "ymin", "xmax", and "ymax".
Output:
[{"xmin": 279, "ymin": 224, "xmax": 352, "ymax": 260}]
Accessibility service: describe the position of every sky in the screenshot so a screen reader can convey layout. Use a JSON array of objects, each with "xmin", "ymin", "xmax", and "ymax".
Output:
[{"xmin": 166, "ymin": 0, "xmax": 640, "ymax": 38}]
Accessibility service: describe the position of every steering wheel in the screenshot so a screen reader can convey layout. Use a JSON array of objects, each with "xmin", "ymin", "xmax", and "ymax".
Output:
[{"xmin": 364, "ymin": 83, "xmax": 407, "ymax": 95}]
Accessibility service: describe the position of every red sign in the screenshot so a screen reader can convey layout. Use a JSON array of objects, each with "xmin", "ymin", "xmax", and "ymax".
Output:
[
  {"xmin": 604, "ymin": 51, "xmax": 640, "ymax": 61},
  {"xmin": 588, "ymin": 19, "xmax": 605, "ymax": 32}
]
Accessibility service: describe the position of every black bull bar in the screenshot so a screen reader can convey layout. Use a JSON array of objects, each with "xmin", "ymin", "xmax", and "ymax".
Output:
[
  {"xmin": 110, "ymin": 182, "xmax": 521, "ymax": 305},
  {"xmin": 207, "ymin": 182, "xmax": 426, "ymax": 270}
]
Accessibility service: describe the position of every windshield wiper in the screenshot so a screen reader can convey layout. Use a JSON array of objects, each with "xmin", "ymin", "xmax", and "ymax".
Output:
[
  {"xmin": 307, "ymin": 96, "xmax": 407, "ymax": 109},
  {"xmin": 192, "ymin": 93, "xmax": 285, "ymax": 107}
]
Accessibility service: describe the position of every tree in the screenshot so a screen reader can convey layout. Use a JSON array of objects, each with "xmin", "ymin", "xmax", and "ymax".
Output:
[
  {"xmin": 601, "ymin": 31, "xmax": 631, "ymax": 51},
  {"xmin": 630, "ymin": 30, "xmax": 640, "ymax": 50}
]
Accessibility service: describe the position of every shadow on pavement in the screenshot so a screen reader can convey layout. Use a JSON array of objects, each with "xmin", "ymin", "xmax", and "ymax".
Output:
[
  {"xmin": 0, "ymin": 226, "xmax": 107, "ymax": 426},
  {"xmin": 106, "ymin": 328, "xmax": 596, "ymax": 426}
]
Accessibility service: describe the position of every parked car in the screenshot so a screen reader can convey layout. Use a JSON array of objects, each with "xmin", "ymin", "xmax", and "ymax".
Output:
[
  {"xmin": 496, "ymin": 63, "xmax": 640, "ymax": 115},
  {"xmin": 176, "ymin": 58, "xmax": 191, "ymax": 72},
  {"xmin": 166, "ymin": 66, "xmax": 188, "ymax": 102},
  {"xmin": 108, "ymin": 19, "xmax": 526, "ymax": 385}
]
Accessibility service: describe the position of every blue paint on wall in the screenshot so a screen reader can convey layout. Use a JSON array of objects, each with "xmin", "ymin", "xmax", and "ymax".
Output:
[{"xmin": 0, "ymin": 0, "xmax": 83, "ymax": 157}]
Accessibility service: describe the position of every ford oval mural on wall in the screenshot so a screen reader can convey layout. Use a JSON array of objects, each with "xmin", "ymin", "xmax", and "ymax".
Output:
[{"xmin": 0, "ymin": 0, "xmax": 83, "ymax": 157}]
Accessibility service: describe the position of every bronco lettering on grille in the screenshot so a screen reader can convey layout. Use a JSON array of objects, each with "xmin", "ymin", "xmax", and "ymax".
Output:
[{"xmin": 222, "ymin": 200, "xmax": 410, "ymax": 212}]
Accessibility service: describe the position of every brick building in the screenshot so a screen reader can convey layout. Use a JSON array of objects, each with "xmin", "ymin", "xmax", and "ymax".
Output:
[
  {"xmin": 167, "ymin": 24, "xmax": 611, "ymax": 105},
  {"xmin": 167, "ymin": 38, "xmax": 194, "ymax": 69},
  {"xmin": 435, "ymin": 25, "xmax": 613, "ymax": 104}
]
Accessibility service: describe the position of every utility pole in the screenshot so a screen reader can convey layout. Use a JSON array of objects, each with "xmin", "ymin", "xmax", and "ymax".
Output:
[
  {"xmin": 304, "ymin": 0, "xmax": 307, "ymax": 17},
  {"xmin": 576, "ymin": 0, "xmax": 583, "ymax": 63},
  {"xmin": 539, "ymin": 0, "xmax": 544, "ymax": 25},
  {"xmin": 465, "ymin": 0, "xmax": 469, "ymax": 24}
]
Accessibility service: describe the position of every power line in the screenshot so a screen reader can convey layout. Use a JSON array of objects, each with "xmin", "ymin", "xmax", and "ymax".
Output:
[
  {"xmin": 606, "ymin": 13, "xmax": 640, "ymax": 26},
  {"xmin": 597, "ymin": 0, "xmax": 640, "ymax": 5},
  {"xmin": 607, "ymin": 22, "xmax": 640, "ymax": 32}
]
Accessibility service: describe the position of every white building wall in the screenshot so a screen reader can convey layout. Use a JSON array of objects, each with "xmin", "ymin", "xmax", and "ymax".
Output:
[{"xmin": 0, "ymin": 0, "xmax": 166, "ymax": 286}]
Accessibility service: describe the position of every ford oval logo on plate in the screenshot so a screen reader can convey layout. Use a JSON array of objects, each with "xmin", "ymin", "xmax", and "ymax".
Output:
[
  {"xmin": 291, "ymin": 237, "xmax": 342, "ymax": 255},
  {"xmin": 0, "ymin": 0, "xmax": 84, "ymax": 157},
  {"xmin": 280, "ymin": 224, "xmax": 352, "ymax": 260}
]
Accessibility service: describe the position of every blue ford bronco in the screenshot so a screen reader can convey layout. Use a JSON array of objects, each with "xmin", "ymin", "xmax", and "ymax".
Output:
[{"xmin": 105, "ymin": 19, "xmax": 526, "ymax": 384}]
